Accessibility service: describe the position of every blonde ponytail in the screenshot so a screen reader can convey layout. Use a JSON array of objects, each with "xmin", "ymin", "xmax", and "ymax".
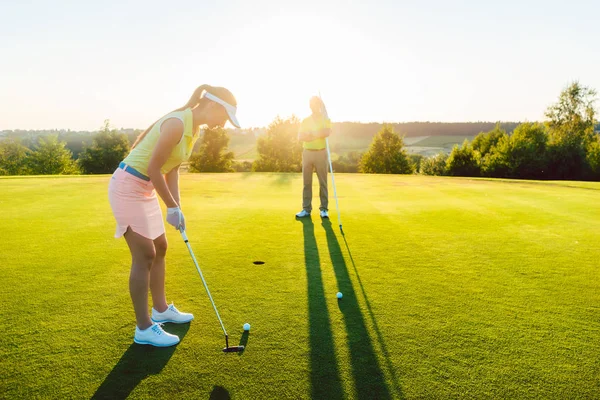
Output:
[{"xmin": 131, "ymin": 84, "xmax": 212, "ymax": 149}]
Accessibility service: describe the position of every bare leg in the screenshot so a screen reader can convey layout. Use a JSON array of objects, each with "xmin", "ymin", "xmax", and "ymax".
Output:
[
  {"xmin": 124, "ymin": 228, "xmax": 156, "ymax": 330},
  {"xmin": 150, "ymin": 234, "xmax": 169, "ymax": 313}
]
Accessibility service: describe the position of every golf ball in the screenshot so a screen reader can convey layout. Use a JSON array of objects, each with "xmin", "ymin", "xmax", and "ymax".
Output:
[
  {"xmin": 243, "ymin": 323, "xmax": 251, "ymax": 331},
  {"xmin": 336, "ymin": 292, "xmax": 343, "ymax": 299}
]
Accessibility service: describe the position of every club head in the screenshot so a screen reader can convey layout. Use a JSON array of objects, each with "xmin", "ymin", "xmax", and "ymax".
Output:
[{"xmin": 223, "ymin": 345, "xmax": 245, "ymax": 353}]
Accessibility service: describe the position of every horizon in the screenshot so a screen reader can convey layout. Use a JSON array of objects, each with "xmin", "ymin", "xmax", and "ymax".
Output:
[
  {"xmin": 2, "ymin": 120, "xmax": 534, "ymax": 134},
  {"xmin": 1, "ymin": 0, "xmax": 599, "ymax": 131}
]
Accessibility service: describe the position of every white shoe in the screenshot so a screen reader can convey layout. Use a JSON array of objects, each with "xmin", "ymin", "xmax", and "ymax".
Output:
[
  {"xmin": 134, "ymin": 323, "xmax": 180, "ymax": 347},
  {"xmin": 296, "ymin": 210, "xmax": 311, "ymax": 218},
  {"xmin": 320, "ymin": 210, "xmax": 329, "ymax": 218},
  {"xmin": 151, "ymin": 304, "xmax": 194, "ymax": 324}
]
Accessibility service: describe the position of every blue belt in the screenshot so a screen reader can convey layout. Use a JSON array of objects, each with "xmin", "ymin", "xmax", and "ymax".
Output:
[{"xmin": 119, "ymin": 162, "xmax": 150, "ymax": 181}]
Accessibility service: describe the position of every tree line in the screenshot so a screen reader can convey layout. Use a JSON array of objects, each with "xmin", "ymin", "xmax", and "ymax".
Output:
[
  {"xmin": 1, "ymin": 82, "xmax": 598, "ymax": 180},
  {"xmin": 243, "ymin": 82, "xmax": 599, "ymax": 180},
  {"xmin": 0, "ymin": 121, "xmax": 129, "ymax": 175},
  {"xmin": 0, "ymin": 119, "xmax": 244, "ymax": 175},
  {"xmin": 421, "ymin": 82, "xmax": 600, "ymax": 180}
]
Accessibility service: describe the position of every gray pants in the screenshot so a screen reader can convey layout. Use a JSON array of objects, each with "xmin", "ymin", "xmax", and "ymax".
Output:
[{"xmin": 302, "ymin": 149, "xmax": 328, "ymax": 212}]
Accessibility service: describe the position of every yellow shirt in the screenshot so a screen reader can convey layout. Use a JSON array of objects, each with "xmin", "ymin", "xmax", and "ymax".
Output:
[
  {"xmin": 123, "ymin": 108, "xmax": 198, "ymax": 175},
  {"xmin": 299, "ymin": 115, "xmax": 331, "ymax": 150}
]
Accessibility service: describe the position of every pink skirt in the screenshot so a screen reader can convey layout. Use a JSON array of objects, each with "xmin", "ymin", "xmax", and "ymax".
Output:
[{"xmin": 108, "ymin": 168, "xmax": 165, "ymax": 240}]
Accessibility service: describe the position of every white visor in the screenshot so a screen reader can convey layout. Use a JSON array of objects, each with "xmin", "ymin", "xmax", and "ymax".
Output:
[{"xmin": 203, "ymin": 92, "xmax": 241, "ymax": 128}]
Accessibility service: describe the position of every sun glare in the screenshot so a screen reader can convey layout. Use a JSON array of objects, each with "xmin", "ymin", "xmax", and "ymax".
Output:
[{"xmin": 232, "ymin": 15, "xmax": 349, "ymax": 128}]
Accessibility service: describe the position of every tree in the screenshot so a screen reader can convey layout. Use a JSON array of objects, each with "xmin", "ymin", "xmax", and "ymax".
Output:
[
  {"xmin": 332, "ymin": 151, "xmax": 362, "ymax": 173},
  {"xmin": 408, "ymin": 154, "xmax": 424, "ymax": 173},
  {"xmin": 0, "ymin": 138, "xmax": 30, "ymax": 175},
  {"xmin": 445, "ymin": 140, "xmax": 480, "ymax": 176},
  {"xmin": 360, "ymin": 124, "xmax": 414, "ymax": 174},
  {"xmin": 545, "ymin": 82, "xmax": 598, "ymax": 179},
  {"xmin": 472, "ymin": 123, "xmax": 507, "ymax": 157},
  {"xmin": 78, "ymin": 120, "xmax": 130, "ymax": 174},
  {"xmin": 27, "ymin": 135, "xmax": 80, "ymax": 175},
  {"xmin": 420, "ymin": 152, "xmax": 448, "ymax": 176},
  {"xmin": 506, "ymin": 123, "xmax": 549, "ymax": 179},
  {"xmin": 478, "ymin": 123, "xmax": 550, "ymax": 179},
  {"xmin": 546, "ymin": 82, "xmax": 597, "ymax": 134},
  {"xmin": 253, "ymin": 116, "xmax": 302, "ymax": 172},
  {"xmin": 232, "ymin": 160, "xmax": 253, "ymax": 172},
  {"xmin": 586, "ymin": 134, "xmax": 600, "ymax": 179},
  {"xmin": 189, "ymin": 126, "xmax": 234, "ymax": 172},
  {"xmin": 481, "ymin": 134, "xmax": 512, "ymax": 178},
  {"xmin": 472, "ymin": 124, "xmax": 509, "ymax": 177}
]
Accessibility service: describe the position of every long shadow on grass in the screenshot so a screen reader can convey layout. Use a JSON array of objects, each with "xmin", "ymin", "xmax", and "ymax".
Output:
[
  {"xmin": 237, "ymin": 331, "xmax": 249, "ymax": 356},
  {"xmin": 91, "ymin": 323, "xmax": 190, "ymax": 400},
  {"xmin": 299, "ymin": 217, "xmax": 344, "ymax": 400},
  {"xmin": 322, "ymin": 219, "xmax": 400, "ymax": 399},
  {"xmin": 338, "ymin": 231, "xmax": 405, "ymax": 398},
  {"xmin": 270, "ymin": 173, "xmax": 295, "ymax": 186},
  {"xmin": 209, "ymin": 385, "xmax": 231, "ymax": 399}
]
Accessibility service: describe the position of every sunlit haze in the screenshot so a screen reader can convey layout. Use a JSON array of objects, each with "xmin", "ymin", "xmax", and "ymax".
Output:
[{"xmin": 1, "ymin": 0, "xmax": 598, "ymax": 130}]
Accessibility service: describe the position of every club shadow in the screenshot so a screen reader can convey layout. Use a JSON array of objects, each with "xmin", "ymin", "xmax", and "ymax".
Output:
[{"xmin": 237, "ymin": 331, "xmax": 249, "ymax": 356}]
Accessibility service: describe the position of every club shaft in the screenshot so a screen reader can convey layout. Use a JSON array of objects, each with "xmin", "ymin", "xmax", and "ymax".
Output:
[
  {"xmin": 182, "ymin": 236, "xmax": 228, "ymax": 338},
  {"xmin": 319, "ymin": 91, "xmax": 343, "ymax": 230},
  {"xmin": 326, "ymin": 139, "xmax": 342, "ymax": 229}
]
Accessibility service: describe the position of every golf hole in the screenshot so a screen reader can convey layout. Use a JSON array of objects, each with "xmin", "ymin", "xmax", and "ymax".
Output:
[{"xmin": 253, "ymin": 261, "xmax": 265, "ymax": 265}]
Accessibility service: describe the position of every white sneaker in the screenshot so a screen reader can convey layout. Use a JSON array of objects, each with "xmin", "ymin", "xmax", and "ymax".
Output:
[
  {"xmin": 296, "ymin": 210, "xmax": 311, "ymax": 218},
  {"xmin": 320, "ymin": 210, "xmax": 329, "ymax": 218},
  {"xmin": 134, "ymin": 323, "xmax": 180, "ymax": 347},
  {"xmin": 151, "ymin": 304, "xmax": 194, "ymax": 324}
]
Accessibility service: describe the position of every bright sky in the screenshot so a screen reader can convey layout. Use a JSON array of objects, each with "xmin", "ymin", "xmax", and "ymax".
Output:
[{"xmin": 1, "ymin": 0, "xmax": 598, "ymax": 130}]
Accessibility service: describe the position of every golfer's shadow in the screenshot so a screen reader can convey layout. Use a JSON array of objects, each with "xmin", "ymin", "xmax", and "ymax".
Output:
[
  {"xmin": 321, "ymin": 219, "xmax": 402, "ymax": 399},
  {"xmin": 297, "ymin": 216, "xmax": 345, "ymax": 400},
  {"xmin": 91, "ymin": 323, "xmax": 190, "ymax": 400}
]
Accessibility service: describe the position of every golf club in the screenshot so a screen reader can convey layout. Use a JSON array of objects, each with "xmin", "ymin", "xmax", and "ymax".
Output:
[
  {"xmin": 318, "ymin": 91, "xmax": 344, "ymax": 234},
  {"xmin": 179, "ymin": 227, "xmax": 244, "ymax": 353}
]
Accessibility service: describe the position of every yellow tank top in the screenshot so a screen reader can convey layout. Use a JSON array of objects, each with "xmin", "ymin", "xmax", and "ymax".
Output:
[{"xmin": 123, "ymin": 108, "xmax": 198, "ymax": 176}]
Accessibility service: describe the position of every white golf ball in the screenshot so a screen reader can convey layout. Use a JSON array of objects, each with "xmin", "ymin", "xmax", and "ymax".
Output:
[
  {"xmin": 336, "ymin": 292, "xmax": 343, "ymax": 299},
  {"xmin": 243, "ymin": 323, "xmax": 251, "ymax": 331}
]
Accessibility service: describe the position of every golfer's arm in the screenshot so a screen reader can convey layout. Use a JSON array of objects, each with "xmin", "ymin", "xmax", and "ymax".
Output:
[
  {"xmin": 298, "ymin": 129, "xmax": 316, "ymax": 142},
  {"xmin": 165, "ymin": 166, "xmax": 181, "ymax": 207},
  {"xmin": 147, "ymin": 119, "xmax": 183, "ymax": 209},
  {"xmin": 316, "ymin": 127, "xmax": 331, "ymax": 139}
]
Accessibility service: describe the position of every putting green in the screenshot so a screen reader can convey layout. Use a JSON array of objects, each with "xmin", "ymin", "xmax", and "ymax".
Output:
[{"xmin": 1, "ymin": 173, "xmax": 599, "ymax": 399}]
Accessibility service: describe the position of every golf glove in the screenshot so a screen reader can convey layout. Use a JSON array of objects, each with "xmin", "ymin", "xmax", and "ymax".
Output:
[{"xmin": 167, "ymin": 207, "xmax": 186, "ymax": 230}]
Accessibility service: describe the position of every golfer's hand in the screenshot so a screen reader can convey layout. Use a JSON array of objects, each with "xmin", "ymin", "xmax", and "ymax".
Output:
[
  {"xmin": 167, "ymin": 207, "xmax": 186, "ymax": 230},
  {"xmin": 301, "ymin": 132, "xmax": 315, "ymax": 141}
]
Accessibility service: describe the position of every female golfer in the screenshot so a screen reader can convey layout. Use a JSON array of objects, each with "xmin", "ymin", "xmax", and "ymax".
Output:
[{"xmin": 108, "ymin": 85, "xmax": 240, "ymax": 347}]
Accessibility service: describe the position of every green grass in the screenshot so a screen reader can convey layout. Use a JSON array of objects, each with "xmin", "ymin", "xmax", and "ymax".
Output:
[{"xmin": 1, "ymin": 174, "xmax": 599, "ymax": 399}]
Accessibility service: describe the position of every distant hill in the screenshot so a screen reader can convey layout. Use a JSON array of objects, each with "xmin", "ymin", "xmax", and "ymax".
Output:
[
  {"xmin": 326, "ymin": 122, "xmax": 521, "ymax": 158},
  {"xmin": 5, "ymin": 121, "xmax": 597, "ymax": 161},
  {"xmin": 229, "ymin": 122, "xmax": 523, "ymax": 160}
]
